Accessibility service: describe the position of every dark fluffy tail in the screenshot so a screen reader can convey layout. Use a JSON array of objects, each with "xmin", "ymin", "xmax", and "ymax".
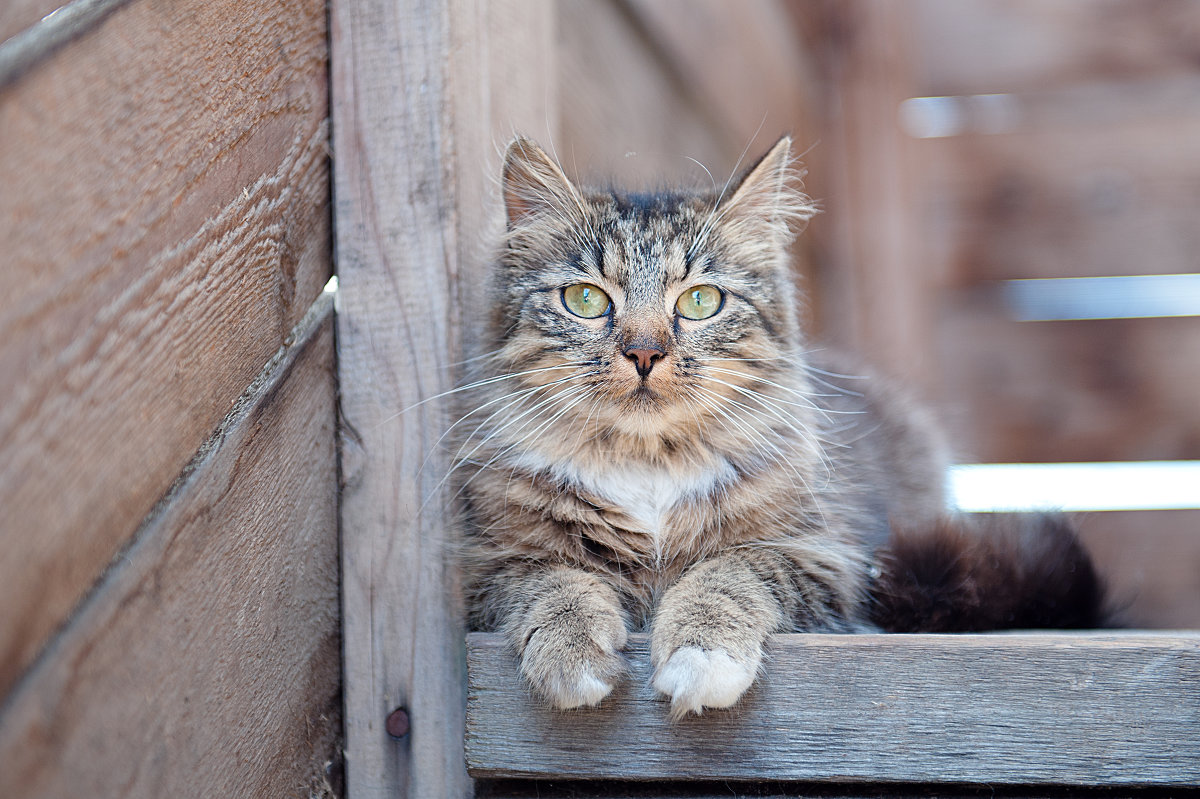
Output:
[{"xmin": 869, "ymin": 513, "xmax": 1108, "ymax": 632}]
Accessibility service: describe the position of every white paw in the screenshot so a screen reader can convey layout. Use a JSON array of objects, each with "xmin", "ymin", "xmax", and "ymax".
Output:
[
  {"xmin": 538, "ymin": 669, "xmax": 614, "ymax": 710},
  {"xmin": 651, "ymin": 646, "xmax": 759, "ymax": 717}
]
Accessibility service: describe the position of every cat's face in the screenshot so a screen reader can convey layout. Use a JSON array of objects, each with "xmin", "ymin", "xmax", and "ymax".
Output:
[{"xmin": 485, "ymin": 138, "xmax": 816, "ymax": 445}]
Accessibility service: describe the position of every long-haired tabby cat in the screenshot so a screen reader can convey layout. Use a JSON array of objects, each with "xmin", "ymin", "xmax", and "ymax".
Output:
[{"xmin": 458, "ymin": 136, "xmax": 1105, "ymax": 719}]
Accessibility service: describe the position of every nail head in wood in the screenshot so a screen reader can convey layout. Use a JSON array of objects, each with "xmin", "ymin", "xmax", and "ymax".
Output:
[{"xmin": 385, "ymin": 707, "xmax": 410, "ymax": 739}]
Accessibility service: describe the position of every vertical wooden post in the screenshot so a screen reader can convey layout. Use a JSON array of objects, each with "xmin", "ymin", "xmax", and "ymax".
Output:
[
  {"xmin": 330, "ymin": 0, "xmax": 555, "ymax": 796},
  {"xmin": 814, "ymin": 0, "xmax": 929, "ymax": 380}
]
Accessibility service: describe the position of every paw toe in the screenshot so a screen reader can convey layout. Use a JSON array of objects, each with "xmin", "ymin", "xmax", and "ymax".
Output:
[{"xmin": 652, "ymin": 646, "xmax": 758, "ymax": 717}]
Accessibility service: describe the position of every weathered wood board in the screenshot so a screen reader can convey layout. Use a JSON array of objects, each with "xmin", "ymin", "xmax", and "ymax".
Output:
[
  {"xmin": 0, "ymin": 302, "xmax": 340, "ymax": 798},
  {"xmin": 467, "ymin": 632, "xmax": 1200, "ymax": 786},
  {"xmin": 331, "ymin": 0, "xmax": 554, "ymax": 797},
  {"xmin": 0, "ymin": 0, "xmax": 330, "ymax": 698}
]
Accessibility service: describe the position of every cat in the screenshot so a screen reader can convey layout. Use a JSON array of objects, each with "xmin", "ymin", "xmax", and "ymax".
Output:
[{"xmin": 456, "ymin": 135, "xmax": 1105, "ymax": 719}]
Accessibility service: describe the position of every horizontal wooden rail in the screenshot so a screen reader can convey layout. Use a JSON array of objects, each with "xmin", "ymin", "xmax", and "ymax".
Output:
[{"xmin": 467, "ymin": 631, "xmax": 1200, "ymax": 787}]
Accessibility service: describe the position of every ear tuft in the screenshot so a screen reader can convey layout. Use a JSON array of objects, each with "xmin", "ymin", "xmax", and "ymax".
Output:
[
  {"xmin": 720, "ymin": 135, "xmax": 817, "ymax": 239},
  {"xmin": 501, "ymin": 137, "xmax": 583, "ymax": 229}
]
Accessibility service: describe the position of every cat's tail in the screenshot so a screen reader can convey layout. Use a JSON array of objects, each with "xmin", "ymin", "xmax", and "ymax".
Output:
[{"xmin": 868, "ymin": 513, "xmax": 1109, "ymax": 632}]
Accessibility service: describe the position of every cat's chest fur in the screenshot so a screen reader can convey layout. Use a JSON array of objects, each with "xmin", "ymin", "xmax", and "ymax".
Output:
[{"xmin": 519, "ymin": 449, "xmax": 734, "ymax": 552}]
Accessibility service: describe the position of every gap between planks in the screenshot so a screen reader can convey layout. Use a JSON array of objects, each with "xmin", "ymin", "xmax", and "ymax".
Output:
[{"xmin": 0, "ymin": 0, "xmax": 133, "ymax": 85}]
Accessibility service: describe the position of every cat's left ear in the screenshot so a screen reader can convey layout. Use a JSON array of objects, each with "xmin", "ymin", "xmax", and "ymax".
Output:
[
  {"xmin": 721, "ymin": 136, "xmax": 817, "ymax": 240},
  {"xmin": 501, "ymin": 137, "xmax": 585, "ymax": 229}
]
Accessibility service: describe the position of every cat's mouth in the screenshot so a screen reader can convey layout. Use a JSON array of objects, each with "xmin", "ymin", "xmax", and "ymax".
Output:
[{"xmin": 628, "ymin": 383, "xmax": 660, "ymax": 403}]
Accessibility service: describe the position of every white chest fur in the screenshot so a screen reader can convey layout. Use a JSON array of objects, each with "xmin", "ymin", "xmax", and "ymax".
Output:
[
  {"xmin": 584, "ymin": 463, "xmax": 706, "ymax": 534},
  {"xmin": 516, "ymin": 450, "xmax": 733, "ymax": 546}
]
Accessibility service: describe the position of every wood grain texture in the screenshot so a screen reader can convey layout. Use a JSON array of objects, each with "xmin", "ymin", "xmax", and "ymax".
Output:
[
  {"xmin": 331, "ymin": 0, "xmax": 554, "ymax": 796},
  {"xmin": 0, "ymin": 307, "xmax": 340, "ymax": 799},
  {"xmin": 467, "ymin": 631, "xmax": 1200, "ymax": 786},
  {"xmin": 0, "ymin": 0, "xmax": 329, "ymax": 698}
]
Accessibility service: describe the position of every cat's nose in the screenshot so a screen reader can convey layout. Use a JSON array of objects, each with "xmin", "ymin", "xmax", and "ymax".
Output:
[{"xmin": 623, "ymin": 346, "xmax": 665, "ymax": 377}]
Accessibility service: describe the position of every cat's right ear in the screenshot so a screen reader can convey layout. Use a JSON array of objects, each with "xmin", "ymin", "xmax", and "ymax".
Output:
[{"xmin": 502, "ymin": 138, "xmax": 583, "ymax": 229}]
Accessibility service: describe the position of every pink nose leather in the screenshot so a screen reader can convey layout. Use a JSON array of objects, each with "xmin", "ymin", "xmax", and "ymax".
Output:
[{"xmin": 624, "ymin": 346, "xmax": 664, "ymax": 377}]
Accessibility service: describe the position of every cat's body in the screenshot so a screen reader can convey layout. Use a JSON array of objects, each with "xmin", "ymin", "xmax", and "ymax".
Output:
[{"xmin": 458, "ymin": 137, "xmax": 1104, "ymax": 718}]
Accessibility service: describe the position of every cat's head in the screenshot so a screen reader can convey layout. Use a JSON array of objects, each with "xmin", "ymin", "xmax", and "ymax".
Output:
[{"xmin": 480, "ymin": 136, "xmax": 818, "ymax": 448}]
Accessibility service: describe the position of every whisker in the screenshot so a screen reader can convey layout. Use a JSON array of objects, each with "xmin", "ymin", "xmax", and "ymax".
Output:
[
  {"xmin": 419, "ymin": 370, "xmax": 595, "ymax": 476},
  {"xmin": 698, "ymin": 367, "xmax": 865, "ymax": 418},
  {"xmin": 376, "ymin": 361, "xmax": 594, "ymax": 427}
]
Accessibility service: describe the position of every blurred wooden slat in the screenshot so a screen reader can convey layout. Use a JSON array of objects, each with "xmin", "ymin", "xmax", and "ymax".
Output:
[
  {"xmin": 331, "ymin": 0, "xmax": 555, "ymax": 796},
  {"xmin": 912, "ymin": 0, "xmax": 1200, "ymax": 96},
  {"xmin": 624, "ymin": 0, "xmax": 818, "ymax": 158},
  {"xmin": 467, "ymin": 631, "xmax": 1200, "ymax": 785},
  {"xmin": 0, "ymin": 0, "xmax": 131, "ymax": 84},
  {"xmin": 934, "ymin": 298, "xmax": 1200, "ymax": 463},
  {"xmin": 806, "ymin": 0, "xmax": 932, "ymax": 380},
  {"xmin": 920, "ymin": 115, "xmax": 1200, "ymax": 284},
  {"xmin": 0, "ymin": 0, "xmax": 329, "ymax": 697},
  {"xmin": 0, "ymin": 311, "xmax": 339, "ymax": 798},
  {"xmin": 1080, "ymin": 510, "xmax": 1200, "ymax": 629},
  {"xmin": 0, "ymin": 0, "xmax": 78, "ymax": 49},
  {"xmin": 558, "ymin": 0, "xmax": 729, "ymax": 186},
  {"xmin": 896, "ymin": 5, "xmax": 1200, "ymax": 634}
]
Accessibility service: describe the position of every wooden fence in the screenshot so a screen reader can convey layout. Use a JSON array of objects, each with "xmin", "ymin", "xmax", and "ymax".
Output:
[
  {"xmin": 0, "ymin": 0, "xmax": 340, "ymax": 795},
  {"xmin": 3, "ymin": 0, "xmax": 1199, "ymax": 797}
]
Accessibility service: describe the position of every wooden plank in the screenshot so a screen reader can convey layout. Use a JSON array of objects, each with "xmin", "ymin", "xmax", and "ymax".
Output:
[
  {"xmin": 466, "ymin": 631, "xmax": 1200, "ymax": 786},
  {"xmin": 933, "ymin": 299, "xmax": 1200, "ymax": 463},
  {"xmin": 0, "ymin": 301, "xmax": 340, "ymax": 798},
  {"xmin": 558, "ymin": 0, "xmax": 730, "ymax": 186},
  {"xmin": 331, "ymin": 0, "xmax": 554, "ymax": 796},
  {"xmin": 0, "ymin": 0, "xmax": 329, "ymax": 697},
  {"xmin": 919, "ymin": 115, "xmax": 1200, "ymax": 284},
  {"xmin": 911, "ymin": 0, "xmax": 1200, "ymax": 96},
  {"xmin": 1081, "ymin": 510, "xmax": 1200, "ymax": 630},
  {"xmin": 473, "ymin": 783, "xmax": 1087, "ymax": 799},
  {"xmin": 623, "ymin": 0, "xmax": 819, "ymax": 157},
  {"xmin": 805, "ymin": 0, "xmax": 932, "ymax": 381}
]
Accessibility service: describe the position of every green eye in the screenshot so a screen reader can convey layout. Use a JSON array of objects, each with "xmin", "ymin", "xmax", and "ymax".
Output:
[
  {"xmin": 562, "ymin": 283, "xmax": 611, "ymax": 318},
  {"xmin": 675, "ymin": 285, "xmax": 723, "ymax": 320}
]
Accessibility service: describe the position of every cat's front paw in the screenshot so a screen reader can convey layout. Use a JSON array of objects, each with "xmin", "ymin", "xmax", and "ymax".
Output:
[
  {"xmin": 651, "ymin": 645, "xmax": 760, "ymax": 719},
  {"xmin": 519, "ymin": 613, "xmax": 628, "ymax": 710}
]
